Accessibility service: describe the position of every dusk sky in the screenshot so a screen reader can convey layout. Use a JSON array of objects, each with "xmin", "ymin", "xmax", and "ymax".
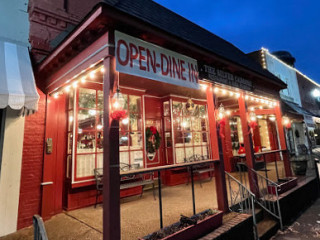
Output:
[{"xmin": 154, "ymin": 0, "xmax": 320, "ymax": 83}]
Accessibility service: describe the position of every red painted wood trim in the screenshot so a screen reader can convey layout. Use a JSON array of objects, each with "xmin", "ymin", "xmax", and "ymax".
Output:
[
  {"xmin": 45, "ymin": 31, "xmax": 111, "ymax": 93},
  {"xmin": 274, "ymin": 104, "xmax": 292, "ymax": 177},
  {"xmin": 238, "ymin": 93, "xmax": 259, "ymax": 195},
  {"xmin": 38, "ymin": 7, "xmax": 103, "ymax": 72},
  {"xmin": 206, "ymin": 84, "xmax": 219, "ymax": 161}
]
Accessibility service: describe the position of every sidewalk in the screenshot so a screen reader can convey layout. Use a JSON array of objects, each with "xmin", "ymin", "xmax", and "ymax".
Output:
[
  {"xmin": 0, "ymin": 213, "xmax": 102, "ymax": 240},
  {"xmin": 272, "ymin": 197, "xmax": 320, "ymax": 240}
]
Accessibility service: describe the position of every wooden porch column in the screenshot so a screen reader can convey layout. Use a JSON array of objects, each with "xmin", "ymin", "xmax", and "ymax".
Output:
[
  {"xmin": 206, "ymin": 84, "xmax": 228, "ymax": 212},
  {"xmin": 102, "ymin": 52, "xmax": 121, "ymax": 239},
  {"xmin": 238, "ymin": 93, "xmax": 259, "ymax": 195},
  {"xmin": 275, "ymin": 104, "xmax": 293, "ymax": 177}
]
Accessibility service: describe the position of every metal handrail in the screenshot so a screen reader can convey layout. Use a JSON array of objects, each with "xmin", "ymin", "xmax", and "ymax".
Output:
[
  {"xmin": 225, "ymin": 172, "xmax": 258, "ymax": 240},
  {"xmin": 246, "ymin": 167, "xmax": 283, "ymax": 229},
  {"xmin": 33, "ymin": 215, "xmax": 48, "ymax": 240}
]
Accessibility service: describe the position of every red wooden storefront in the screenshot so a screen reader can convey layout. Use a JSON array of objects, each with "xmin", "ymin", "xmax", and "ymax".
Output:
[{"xmin": 26, "ymin": 2, "xmax": 292, "ymax": 238}]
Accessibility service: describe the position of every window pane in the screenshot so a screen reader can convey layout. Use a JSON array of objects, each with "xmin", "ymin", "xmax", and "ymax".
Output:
[
  {"xmin": 130, "ymin": 151, "xmax": 143, "ymax": 168},
  {"xmin": 97, "ymin": 153, "xmax": 103, "ymax": 169},
  {"xmin": 77, "ymin": 132, "xmax": 95, "ymax": 153},
  {"xmin": 163, "ymin": 101, "xmax": 170, "ymax": 116},
  {"xmin": 164, "ymin": 117, "xmax": 171, "ymax": 131},
  {"xmin": 185, "ymin": 147, "xmax": 194, "ymax": 160},
  {"xmin": 194, "ymin": 146, "xmax": 202, "ymax": 157},
  {"xmin": 130, "ymin": 132, "xmax": 143, "ymax": 150},
  {"xmin": 120, "ymin": 132, "xmax": 129, "ymax": 150},
  {"xmin": 78, "ymin": 109, "xmax": 96, "ymax": 131},
  {"xmin": 176, "ymin": 148, "xmax": 185, "ymax": 163},
  {"xmin": 76, "ymin": 154, "xmax": 95, "ymax": 178},
  {"xmin": 184, "ymin": 132, "xmax": 192, "ymax": 145},
  {"xmin": 202, "ymin": 146, "xmax": 209, "ymax": 159},
  {"xmin": 120, "ymin": 117, "xmax": 129, "ymax": 131},
  {"xmin": 68, "ymin": 111, "xmax": 74, "ymax": 132},
  {"xmin": 122, "ymin": 94, "xmax": 128, "ymax": 110},
  {"xmin": 97, "ymin": 132, "xmax": 103, "ymax": 152},
  {"xmin": 193, "ymin": 132, "xmax": 201, "ymax": 145},
  {"xmin": 172, "ymin": 101, "xmax": 183, "ymax": 117},
  {"xmin": 202, "ymin": 132, "xmax": 208, "ymax": 144},
  {"xmin": 182, "ymin": 118, "xmax": 191, "ymax": 131},
  {"xmin": 173, "ymin": 117, "xmax": 182, "ymax": 131},
  {"xmin": 96, "ymin": 111, "xmax": 103, "ymax": 130},
  {"xmin": 68, "ymin": 90, "xmax": 74, "ymax": 109},
  {"xmin": 201, "ymin": 118, "xmax": 207, "ymax": 131},
  {"xmin": 192, "ymin": 117, "xmax": 201, "ymax": 131},
  {"xmin": 130, "ymin": 114, "xmax": 142, "ymax": 131},
  {"xmin": 174, "ymin": 131, "xmax": 184, "ymax": 146},
  {"xmin": 129, "ymin": 95, "xmax": 141, "ymax": 113},
  {"xmin": 97, "ymin": 90, "xmax": 103, "ymax": 109},
  {"xmin": 79, "ymin": 88, "xmax": 96, "ymax": 108},
  {"xmin": 120, "ymin": 152, "xmax": 129, "ymax": 167}
]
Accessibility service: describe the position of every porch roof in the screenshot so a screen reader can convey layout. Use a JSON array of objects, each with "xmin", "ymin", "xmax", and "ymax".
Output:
[
  {"xmin": 36, "ymin": 0, "xmax": 286, "ymax": 94},
  {"xmin": 100, "ymin": 0, "xmax": 285, "ymax": 88}
]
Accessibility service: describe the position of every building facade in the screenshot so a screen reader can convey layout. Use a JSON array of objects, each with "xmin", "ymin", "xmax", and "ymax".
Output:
[
  {"xmin": 248, "ymin": 48, "xmax": 320, "ymax": 154},
  {"xmin": 0, "ymin": 0, "xmax": 39, "ymax": 236}
]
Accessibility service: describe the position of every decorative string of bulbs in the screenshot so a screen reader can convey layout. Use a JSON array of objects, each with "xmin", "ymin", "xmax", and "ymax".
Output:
[
  {"xmin": 213, "ymin": 86, "xmax": 278, "ymax": 108},
  {"xmin": 51, "ymin": 62, "xmax": 105, "ymax": 99}
]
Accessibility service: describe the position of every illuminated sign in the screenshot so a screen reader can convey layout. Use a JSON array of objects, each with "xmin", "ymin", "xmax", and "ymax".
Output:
[{"xmin": 115, "ymin": 31, "xmax": 199, "ymax": 89}]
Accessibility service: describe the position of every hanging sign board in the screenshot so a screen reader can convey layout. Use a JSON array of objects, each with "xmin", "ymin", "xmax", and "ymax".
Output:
[
  {"xmin": 115, "ymin": 31, "xmax": 199, "ymax": 89},
  {"xmin": 199, "ymin": 64, "xmax": 253, "ymax": 91}
]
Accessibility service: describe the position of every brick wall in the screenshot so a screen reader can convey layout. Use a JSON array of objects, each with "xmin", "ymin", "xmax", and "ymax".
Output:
[
  {"xmin": 29, "ymin": 0, "xmax": 100, "ymax": 62},
  {"xmin": 17, "ymin": 88, "xmax": 46, "ymax": 229}
]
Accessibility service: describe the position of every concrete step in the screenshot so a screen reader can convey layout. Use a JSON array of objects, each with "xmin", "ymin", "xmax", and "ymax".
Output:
[{"xmin": 257, "ymin": 218, "xmax": 279, "ymax": 240}]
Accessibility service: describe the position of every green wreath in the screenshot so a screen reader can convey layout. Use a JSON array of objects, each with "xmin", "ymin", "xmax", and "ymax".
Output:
[{"xmin": 146, "ymin": 126, "xmax": 161, "ymax": 153}]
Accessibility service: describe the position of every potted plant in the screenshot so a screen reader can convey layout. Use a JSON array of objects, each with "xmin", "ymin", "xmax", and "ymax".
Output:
[
  {"xmin": 290, "ymin": 156, "xmax": 308, "ymax": 176},
  {"xmin": 141, "ymin": 209, "xmax": 223, "ymax": 240}
]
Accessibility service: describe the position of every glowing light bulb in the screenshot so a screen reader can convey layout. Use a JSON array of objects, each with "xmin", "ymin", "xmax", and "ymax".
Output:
[
  {"xmin": 200, "ymin": 84, "xmax": 207, "ymax": 91},
  {"xmin": 229, "ymin": 91, "xmax": 234, "ymax": 96},
  {"xmin": 53, "ymin": 93, "xmax": 59, "ymax": 99},
  {"xmin": 214, "ymin": 87, "xmax": 219, "ymax": 93},
  {"xmin": 226, "ymin": 110, "xmax": 231, "ymax": 116},
  {"xmin": 245, "ymin": 95, "xmax": 249, "ymax": 100},
  {"xmin": 100, "ymin": 67, "xmax": 105, "ymax": 73},
  {"xmin": 235, "ymin": 93, "xmax": 240, "ymax": 98},
  {"xmin": 69, "ymin": 116, "xmax": 73, "ymax": 122},
  {"xmin": 97, "ymin": 124, "xmax": 103, "ymax": 130},
  {"xmin": 122, "ymin": 118, "xmax": 129, "ymax": 125},
  {"xmin": 81, "ymin": 77, "xmax": 86, "ymax": 83},
  {"xmin": 90, "ymin": 71, "xmax": 95, "ymax": 79},
  {"xmin": 65, "ymin": 86, "xmax": 70, "ymax": 93},
  {"xmin": 222, "ymin": 89, "xmax": 227, "ymax": 95},
  {"xmin": 73, "ymin": 81, "xmax": 78, "ymax": 88}
]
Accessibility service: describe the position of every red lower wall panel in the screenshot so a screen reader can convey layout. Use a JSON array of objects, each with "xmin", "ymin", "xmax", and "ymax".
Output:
[
  {"xmin": 17, "ymin": 88, "xmax": 46, "ymax": 229},
  {"xmin": 66, "ymin": 185, "xmax": 143, "ymax": 210}
]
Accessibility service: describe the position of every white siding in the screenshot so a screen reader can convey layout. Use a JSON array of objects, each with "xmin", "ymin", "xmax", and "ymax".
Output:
[{"xmin": 264, "ymin": 51, "xmax": 302, "ymax": 106}]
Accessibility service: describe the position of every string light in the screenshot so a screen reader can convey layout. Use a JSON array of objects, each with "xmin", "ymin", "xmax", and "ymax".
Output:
[
  {"xmin": 100, "ymin": 67, "xmax": 105, "ymax": 73},
  {"xmin": 72, "ymin": 81, "xmax": 78, "ymax": 88},
  {"xmin": 200, "ymin": 83, "xmax": 208, "ymax": 91},
  {"xmin": 81, "ymin": 77, "xmax": 86, "ymax": 83},
  {"xmin": 65, "ymin": 86, "xmax": 70, "ymax": 93},
  {"xmin": 89, "ymin": 71, "xmax": 95, "ymax": 79},
  {"xmin": 245, "ymin": 95, "xmax": 249, "ymax": 100}
]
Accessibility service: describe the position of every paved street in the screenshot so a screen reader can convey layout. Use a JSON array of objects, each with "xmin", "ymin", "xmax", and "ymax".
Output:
[{"xmin": 272, "ymin": 197, "xmax": 320, "ymax": 240}]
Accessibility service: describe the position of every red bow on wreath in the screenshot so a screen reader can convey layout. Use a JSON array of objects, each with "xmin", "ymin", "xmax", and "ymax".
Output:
[
  {"xmin": 149, "ymin": 126, "xmax": 157, "ymax": 135},
  {"xmin": 111, "ymin": 110, "xmax": 127, "ymax": 120},
  {"xmin": 218, "ymin": 118, "xmax": 226, "ymax": 138}
]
